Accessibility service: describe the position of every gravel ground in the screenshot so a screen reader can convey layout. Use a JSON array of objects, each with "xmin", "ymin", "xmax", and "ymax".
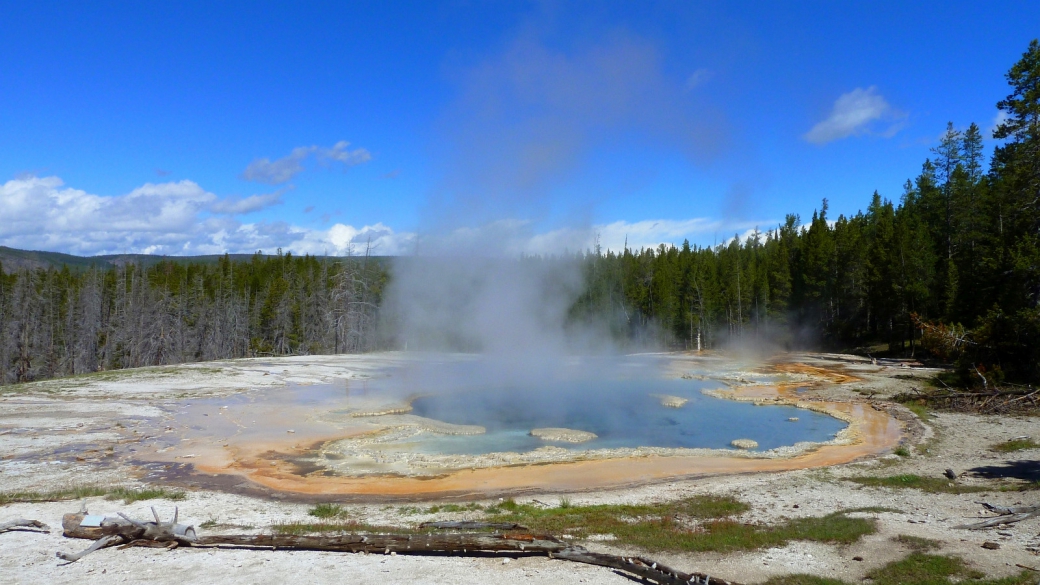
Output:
[{"xmin": 2, "ymin": 352, "xmax": 1038, "ymax": 584}]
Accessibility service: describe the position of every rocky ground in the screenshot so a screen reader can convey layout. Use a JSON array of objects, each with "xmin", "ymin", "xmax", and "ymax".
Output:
[{"xmin": 1, "ymin": 352, "xmax": 1037, "ymax": 584}]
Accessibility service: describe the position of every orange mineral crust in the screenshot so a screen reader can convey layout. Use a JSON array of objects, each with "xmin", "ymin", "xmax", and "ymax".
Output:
[{"xmin": 190, "ymin": 384, "xmax": 902, "ymax": 498}]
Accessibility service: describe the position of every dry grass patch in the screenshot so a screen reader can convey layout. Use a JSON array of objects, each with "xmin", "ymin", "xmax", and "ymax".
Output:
[
  {"xmin": 0, "ymin": 485, "xmax": 185, "ymax": 506},
  {"xmin": 992, "ymin": 438, "xmax": 1039, "ymax": 453},
  {"xmin": 849, "ymin": 474, "xmax": 989, "ymax": 494}
]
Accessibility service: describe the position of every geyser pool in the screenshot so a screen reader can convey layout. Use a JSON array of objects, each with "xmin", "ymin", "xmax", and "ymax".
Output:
[
  {"xmin": 405, "ymin": 374, "xmax": 844, "ymax": 453},
  {"xmin": 407, "ymin": 376, "xmax": 845, "ymax": 455},
  {"xmin": 311, "ymin": 354, "xmax": 850, "ymax": 462},
  {"xmin": 146, "ymin": 353, "xmax": 857, "ymax": 484}
]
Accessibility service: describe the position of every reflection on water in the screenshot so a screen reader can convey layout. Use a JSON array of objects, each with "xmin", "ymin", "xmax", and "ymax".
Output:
[
  {"xmin": 145, "ymin": 353, "xmax": 849, "ymax": 481},
  {"xmin": 409, "ymin": 376, "xmax": 845, "ymax": 455}
]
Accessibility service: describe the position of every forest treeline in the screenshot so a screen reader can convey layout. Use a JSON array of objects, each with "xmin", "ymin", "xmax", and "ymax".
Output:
[
  {"xmin": 572, "ymin": 40, "xmax": 1040, "ymax": 384},
  {"xmin": 1, "ymin": 40, "xmax": 1038, "ymax": 385},
  {"xmin": 0, "ymin": 252, "xmax": 385, "ymax": 384}
]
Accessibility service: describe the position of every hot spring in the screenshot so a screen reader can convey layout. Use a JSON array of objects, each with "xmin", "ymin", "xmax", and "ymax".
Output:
[{"xmin": 135, "ymin": 352, "xmax": 904, "ymax": 498}]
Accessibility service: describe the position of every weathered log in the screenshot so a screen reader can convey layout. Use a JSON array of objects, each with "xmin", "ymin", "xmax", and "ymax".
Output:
[
  {"xmin": 553, "ymin": 548, "xmax": 740, "ymax": 585},
  {"xmin": 60, "ymin": 508, "xmax": 196, "ymax": 542},
  {"xmin": 57, "ymin": 535, "xmax": 126, "ymax": 563},
  {"xmin": 955, "ymin": 502, "xmax": 1040, "ymax": 530},
  {"xmin": 978, "ymin": 503, "xmax": 1039, "ymax": 515},
  {"xmin": 193, "ymin": 531, "xmax": 568, "ymax": 554},
  {"xmin": 192, "ymin": 532, "xmax": 734, "ymax": 585},
  {"xmin": 0, "ymin": 518, "xmax": 50, "ymax": 534},
  {"xmin": 56, "ymin": 508, "xmax": 742, "ymax": 584},
  {"xmin": 58, "ymin": 507, "xmax": 197, "ymax": 562},
  {"xmin": 418, "ymin": 521, "xmax": 529, "ymax": 531}
]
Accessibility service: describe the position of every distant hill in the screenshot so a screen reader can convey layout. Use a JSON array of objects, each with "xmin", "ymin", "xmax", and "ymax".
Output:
[{"xmin": 0, "ymin": 246, "xmax": 384, "ymax": 272}]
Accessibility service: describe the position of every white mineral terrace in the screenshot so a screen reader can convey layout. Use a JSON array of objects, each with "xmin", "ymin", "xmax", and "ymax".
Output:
[{"xmin": 0, "ymin": 351, "xmax": 906, "ymax": 498}]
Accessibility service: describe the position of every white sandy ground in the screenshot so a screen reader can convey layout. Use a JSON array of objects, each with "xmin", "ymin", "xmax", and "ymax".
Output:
[{"xmin": 1, "ymin": 352, "xmax": 1039, "ymax": 584}]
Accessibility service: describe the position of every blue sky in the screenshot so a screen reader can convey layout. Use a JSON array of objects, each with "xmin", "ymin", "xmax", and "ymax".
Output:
[{"xmin": 1, "ymin": 1, "xmax": 1037, "ymax": 256}]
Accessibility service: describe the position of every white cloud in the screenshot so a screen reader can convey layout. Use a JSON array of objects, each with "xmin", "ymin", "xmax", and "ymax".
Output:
[
  {"xmin": 591, "ymin": 218, "xmax": 771, "ymax": 252},
  {"xmin": 412, "ymin": 218, "xmax": 774, "ymax": 257},
  {"xmin": 0, "ymin": 174, "xmax": 412, "ymax": 257},
  {"xmin": 685, "ymin": 68, "xmax": 713, "ymax": 90},
  {"xmin": 0, "ymin": 175, "xmax": 771, "ymax": 259},
  {"xmin": 241, "ymin": 141, "xmax": 372, "ymax": 185},
  {"xmin": 989, "ymin": 109, "xmax": 1011, "ymax": 139},
  {"xmin": 803, "ymin": 87, "xmax": 900, "ymax": 144},
  {"xmin": 209, "ymin": 190, "xmax": 285, "ymax": 214}
]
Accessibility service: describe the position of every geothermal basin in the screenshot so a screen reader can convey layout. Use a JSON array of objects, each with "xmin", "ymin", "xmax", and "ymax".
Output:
[
  {"xmin": 1, "ymin": 352, "xmax": 905, "ymax": 500},
  {"xmin": 114, "ymin": 352, "xmax": 900, "ymax": 498}
]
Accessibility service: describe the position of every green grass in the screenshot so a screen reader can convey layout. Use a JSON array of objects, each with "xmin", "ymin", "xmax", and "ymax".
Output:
[
  {"xmin": 106, "ymin": 487, "xmax": 186, "ymax": 503},
  {"xmin": 485, "ymin": 496, "xmax": 876, "ymax": 553},
  {"xmin": 894, "ymin": 446, "xmax": 911, "ymax": 457},
  {"xmin": 764, "ymin": 576, "xmax": 848, "ymax": 585},
  {"xmin": 198, "ymin": 519, "xmax": 253, "ymax": 530},
  {"xmin": 892, "ymin": 534, "xmax": 941, "ymax": 552},
  {"xmin": 0, "ymin": 485, "xmax": 184, "ymax": 506},
  {"xmin": 849, "ymin": 474, "xmax": 989, "ymax": 494},
  {"xmin": 902, "ymin": 402, "xmax": 932, "ymax": 421},
  {"xmin": 867, "ymin": 553, "xmax": 1036, "ymax": 585},
  {"xmin": 768, "ymin": 553, "xmax": 1038, "ymax": 585},
  {"xmin": 272, "ymin": 520, "xmax": 410, "ymax": 535},
  {"xmin": 0, "ymin": 485, "xmax": 107, "ymax": 505},
  {"xmin": 993, "ymin": 438, "xmax": 1039, "ymax": 453},
  {"xmin": 308, "ymin": 503, "xmax": 348, "ymax": 519},
  {"xmin": 426, "ymin": 503, "xmax": 485, "ymax": 514}
]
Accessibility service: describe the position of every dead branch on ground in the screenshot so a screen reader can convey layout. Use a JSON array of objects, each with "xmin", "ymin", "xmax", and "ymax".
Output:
[
  {"xmin": 57, "ymin": 506, "xmax": 197, "ymax": 562},
  {"xmin": 955, "ymin": 502, "xmax": 1040, "ymax": 530},
  {"xmin": 0, "ymin": 518, "xmax": 49, "ymax": 534},
  {"xmin": 893, "ymin": 387, "xmax": 1039, "ymax": 415},
  {"xmin": 57, "ymin": 506, "xmax": 740, "ymax": 585}
]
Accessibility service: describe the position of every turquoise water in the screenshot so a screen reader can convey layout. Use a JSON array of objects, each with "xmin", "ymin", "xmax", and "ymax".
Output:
[{"xmin": 406, "ymin": 356, "xmax": 846, "ymax": 455}]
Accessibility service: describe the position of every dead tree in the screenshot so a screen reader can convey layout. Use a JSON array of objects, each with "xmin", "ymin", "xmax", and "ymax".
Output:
[
  {"xmin": 0, "ymin": 518, "xmax": 49, "ymax": 534},
  {"xmin": 57, "ymin": 507, "xmax": 740, "ymax": 585},
  {"xmin": 57, "ymin": 507, "xmax": 197, "ymax": 562},
  {"xmin": 955, "ymin": 502, "xmax": 1040, "ymax": 530}
]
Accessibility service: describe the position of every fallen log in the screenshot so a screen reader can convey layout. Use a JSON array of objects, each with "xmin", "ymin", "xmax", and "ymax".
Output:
[
  {"xmin": 955, "ymin": 502, "xmax": 1040, "ymax": 530},
  {"xmin": 56, "ymin": 507, "xmax": 741, "ymax": 584},
  {"xmin": 978, "ymin": 503, "xmax": 1039, "ymax": 515},
  {"xmin": 0, "ymin": 518, "xmax": 50, "ymax": 534},
  {"xmin": 191, "ymin": 533, "xmax": 738, "ymax": 585},
  {"xmin": 57, "ymin": 506, "xmax": 197, "ymax": 562}
]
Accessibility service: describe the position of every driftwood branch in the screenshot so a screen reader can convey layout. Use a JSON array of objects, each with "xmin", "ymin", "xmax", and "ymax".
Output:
[
  {"xmin": 57, "ymin": 507, "xmax": 197, "ymax": 562},
  {"xmin": 56, "ymin": 508, "xmax": 741, "ymax": 584},
  {"xmin": 57, "ymin": 535, "xmax": 126, "ymax": 563},
  {"xmin": 955, "ymin": 502, "xmax": 1040, "ymax": 530},
  {"xmin": 0, "ymin": 518, "xmax": 50, "ymax": 534},
  {"xmin": 193, "ymin": 533, "xmax": 736, "ymax": 585}
]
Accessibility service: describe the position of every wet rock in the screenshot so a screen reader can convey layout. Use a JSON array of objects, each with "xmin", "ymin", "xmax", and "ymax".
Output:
[
  {"xmin": 530, "ymin": 428, "xmax": 598, "ymax": 443},
  {"xmin": 730, "ymin": 438, "xmax": 759, "ymax": 449},
  {"xmin": 651, "ymin": 394, "xmax": 689, "ymax": 408}
]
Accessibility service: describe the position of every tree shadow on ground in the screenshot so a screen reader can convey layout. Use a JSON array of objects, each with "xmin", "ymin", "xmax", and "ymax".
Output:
[{"xmin": 968, "ymin": 460, "xmax": 1040, "ymax": 482}]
